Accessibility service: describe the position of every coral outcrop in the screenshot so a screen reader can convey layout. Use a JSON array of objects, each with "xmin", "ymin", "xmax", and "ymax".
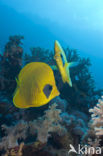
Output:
[
  {"xmin": 0, "ymin": 35, "xmax": 23, "ymax": 98},
  {"xmin": 0, "ymin": 121, "xmax": 28, "ymax": 149},
  {"xmin": 60, "ymin": 48, "xmax": 103, "ymax": 114},
  {"xmin": 24, "ymin": 47, "xmax": 54, "ymax": 65},
  {"xmin": 0, "ymin": 35, "xmax": 103, "ymax": 156},
  {"xmin": 0, "ymin": 103, "xmax": 66, "ymax": 151},
  {"xmin": 89, "ymin": 96, "xmax": 103, "ymax": 136},
  {"xmin": 61, "ymin": 112, "xmax": 88, "ymax": 136},
  {"xmin": 29, "ymin": 103, "xmax": 67, "ymax": 143}
]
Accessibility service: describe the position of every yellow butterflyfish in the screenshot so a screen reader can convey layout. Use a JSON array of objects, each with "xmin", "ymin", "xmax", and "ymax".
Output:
[{"xmin": 13, "ymin": 62, "xmax": 60, "ymax": 108}]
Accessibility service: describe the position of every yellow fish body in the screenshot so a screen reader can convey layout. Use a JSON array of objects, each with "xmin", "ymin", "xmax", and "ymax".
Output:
[
  {"xmin": 54, "ymin": 40, "xmax": 77, "ymax": 87},
  {"xmin": 13, "ymin": 62, "xmax": 60, "ymax": 108}
]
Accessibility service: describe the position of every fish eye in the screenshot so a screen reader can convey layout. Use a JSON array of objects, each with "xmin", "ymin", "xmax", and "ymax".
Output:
[
  {"xmin": 60, "ymin": 53, "xmax": 65, "ymax": 66},
  {"xmin": 43, "ymin": 84, "xmax": 53, "ymax": 98},
  {"xmin": 48, "ymin": 85, "xmax": 52, "ymax": 91}
]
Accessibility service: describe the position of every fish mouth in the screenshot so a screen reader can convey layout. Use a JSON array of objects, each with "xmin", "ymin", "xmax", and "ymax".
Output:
[{"xmin": 54, "ymin": 41, "xmax": 60, "ymax": 53}]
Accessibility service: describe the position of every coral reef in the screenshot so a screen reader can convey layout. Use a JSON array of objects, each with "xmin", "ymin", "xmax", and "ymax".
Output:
[
  {"xmin": 61, "ymin": 111, "xmax": 88, "ymax": 136},
  {"xmin": 24, "ymin": 47, "xmax": 54, "ymax": 65},
  {"xmin": 0, "ymin": 101, "xmax": 90, "ymax": 155},
  {"xmin": 50, "ymin": 96, "xmax": 68, "ymax": 112},
  {"xmin": 80, "ymin": 96, "xmax": 103, "ymax": 155},
  {"xmin": 0, "ymin": 35, "xmax": 23, "ymax": 98},
  {"xmin": 89, "ymin": 96, "xmax": 103, "ymax": 136},
  {"xmin": 0, "ymin": 36, "xmax": 103, "ymax": 156},
  {"xmin": 82, "ymin": 129, "xmax": 103, "ymax": 156},
  {"xmin": 60, "ymin": 48, "xmax": 103, "ymax": 114},
  {"xmin": 0, "ymin": 103, "xmax": 66, "ymax": 151},
  {"xmin": 29, "ymin": 103, "xmax": 66, "ymax": 143},
  {"xmin": 0, "ymin": 121, "xmax": 28, "ymax": 149}
]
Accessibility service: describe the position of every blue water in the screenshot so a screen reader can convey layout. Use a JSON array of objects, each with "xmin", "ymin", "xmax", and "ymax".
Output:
[{"xmin": 0, "ymin": 0, "xmax": 103, "ymax": 89}]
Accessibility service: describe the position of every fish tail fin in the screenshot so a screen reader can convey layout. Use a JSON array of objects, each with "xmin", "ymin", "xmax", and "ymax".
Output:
[
  {"xmin": 65, "ymin": 62, "xmax": 78, "ymax": 86},
  {"xmin": 64, "ymin": 63, "xmax": 72, "ymax": 87}
]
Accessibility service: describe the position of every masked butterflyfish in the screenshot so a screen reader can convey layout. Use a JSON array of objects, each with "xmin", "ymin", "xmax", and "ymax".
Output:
[
  {"xmin": 53, "ymin": 40, "xmax": 78, "ymax": 87},
  {"xmin": 13, "ymin": 62, "xmax": 60, "ymax": 108}
]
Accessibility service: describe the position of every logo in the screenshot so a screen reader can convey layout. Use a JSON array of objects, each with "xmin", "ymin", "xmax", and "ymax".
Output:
[{"xmin": 68, "ymin": 144, "xmax": 101, "ymax": 155}]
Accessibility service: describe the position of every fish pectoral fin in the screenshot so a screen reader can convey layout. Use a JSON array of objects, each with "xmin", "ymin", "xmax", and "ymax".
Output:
[
  {"xmin": 50, "ymin": 65, "xmax": 58, "ymax": 70},
  {"xmin": 13, "ymin": 89, "xmax": 29, "ymax": 109},
  {"xmin": 15, "ymin": 77, "xmax": 20, "ymax": 86},
  {"xmin": 68, "ymin": 62, "xmax": 78, "ymax": 68}
]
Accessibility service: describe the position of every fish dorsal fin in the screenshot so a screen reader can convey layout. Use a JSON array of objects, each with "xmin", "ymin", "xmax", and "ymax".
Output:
[{"xmin": 65, "ymin": 61, "xmax": 78, "ymax": 86}]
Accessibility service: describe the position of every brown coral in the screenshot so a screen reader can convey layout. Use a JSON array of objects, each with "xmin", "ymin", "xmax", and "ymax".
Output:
[
  {"xmin": 29, "ymin": 103, "xmax": 67, "ymax": 143},
  {"xmin": 0, "ymin": 103, "xmax": 66, "ymax": 151}
]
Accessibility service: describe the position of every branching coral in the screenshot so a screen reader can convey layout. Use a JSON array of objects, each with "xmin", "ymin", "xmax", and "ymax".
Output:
[
  {"xmin": 51, "ymin": 96, "xmax": 68, "ymax": 112},
  {"xmin": 61, "ymin": 111, "xmax": 88, "ymax": 136},
  {"xmin": 58, "ymin": 48, "xmax": 103, "ymax": 114},
  {"xmin": 0, "ymin": 103, "xmax": 66, "ymax": 150},
  {"xmin": 29, "ymin": 103, "xmax": 67, "ymax": 143},
  {"xmin": 89, "ymin": 96, "xmax": 103, "ymax": 136},
  {"xmin": 0, "ymin": 121, "xmax": 28, "ymax": 149},
  {"xmin": 24, "ymin": 47, "xmax": 54, "ymax": 65},
  {"xmin": 80, "ymin": 97, "xmax": 103, "ymax": 155}
]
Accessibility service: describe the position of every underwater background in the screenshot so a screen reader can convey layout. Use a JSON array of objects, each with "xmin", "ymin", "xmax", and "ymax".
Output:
[{"xmin": 0, "ymin": 0, "xmax": 103, "ymax": 156}]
